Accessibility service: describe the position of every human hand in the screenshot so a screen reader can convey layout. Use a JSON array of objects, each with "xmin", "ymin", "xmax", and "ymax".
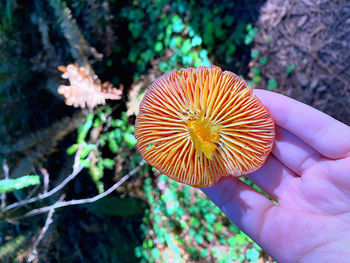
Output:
[{"xmin": 201, "ymin": 89, "xmax": 350, "ymax": 263}]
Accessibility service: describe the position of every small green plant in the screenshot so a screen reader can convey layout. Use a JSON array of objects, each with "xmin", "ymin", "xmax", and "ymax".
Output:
[
  {"xmin": 258, "ymin": 57, "xmax": 268, "ymax": 66},
  {"xmin": 267, "ymin": 78, "xmax": 278, "ymax": 90},
  {"xmin": 285, "ymin": 64, "xmax": 296, "ymax": 74},
  {"xmin": 251, "ymin": 49, "xmax": 260, "ymax": 59},
  {"xmin": 244, "ymin": 23, "xmax": 258, "ymax": 45},
  {"xmin": 66, "ymin": 108, "xmax": 138, "ymax": 193}
]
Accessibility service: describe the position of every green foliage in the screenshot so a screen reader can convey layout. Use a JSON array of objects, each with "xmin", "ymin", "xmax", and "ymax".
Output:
[
  {"xmin": 0, "ymin": 175, "xmax": 40, "ymax": 194},
  {"xmin": 259, "ymin": 57, "xmax": 268, "ymax": 65},
  {"xmin": 251, "ymin": 50, "xmax": 260, "ymax": 59},
  {"xmin": 267, "ymin": 79, "xmax": 278, "ymax": 90},
  {"xmin": 136, "ymin": 174, "xmax": 263, "ymax": 261},
  {"xmin": 244, "ymin": 23, "xmax": 259, "ymax": 45},
  {"xmin": 250, "ymin": 49, "xmax": 274, "ymax": 89},
  {"xmin": 119, "ymin": 0, "xmax": 254, "ymax": 78},
  {"xmin": 67, "ymin": 108, "xmax": 140, "ymax": 193}
]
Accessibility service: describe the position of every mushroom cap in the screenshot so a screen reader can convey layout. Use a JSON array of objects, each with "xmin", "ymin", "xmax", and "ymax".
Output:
[{"xmin": 134, "ymin": 66, "xmax": 275, "ymax": 187}]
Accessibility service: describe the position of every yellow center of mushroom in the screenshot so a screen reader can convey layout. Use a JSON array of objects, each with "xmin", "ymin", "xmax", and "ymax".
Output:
[{"xmin": 187, "ymin": 110, "xmax": 221, "ymax": 160}]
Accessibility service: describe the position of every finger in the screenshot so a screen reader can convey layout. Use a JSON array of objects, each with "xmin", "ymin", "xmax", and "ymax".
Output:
[
  {"xmin": 201, "ymin": 177, "xmax": 275, "ymax": 243},
  {"xmin": 247, "ymin": 154, "xmax": 297, "ymax": 201},
  {"xmin": 254, "ymin": 89, "xmax": 350, "ymax": 159},
  {"xmin": 272, "ymin": 126, "xmax": 322, "ymax": 175}
]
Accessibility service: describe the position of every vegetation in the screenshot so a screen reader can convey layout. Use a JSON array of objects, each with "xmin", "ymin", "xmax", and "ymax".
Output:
[{"xmin": 0, "ymin": 0, "xmax": 274, "ymax": 262}]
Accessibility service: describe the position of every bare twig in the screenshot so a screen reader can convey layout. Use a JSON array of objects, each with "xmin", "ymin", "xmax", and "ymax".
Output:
[
  {"xmin": 3, "ymin": 149, "xmax": 85, "ymax": 212},
  {"xmin": 27, "ymin": 195, "xmax": 64, "ymax": 263},
  {"xmin": 13, "ymin": 160, "xmax": 145, "ymax": 220},
  {"xmin": 1, "ymin": 160, "xmax": 10, "ymax": 209}
]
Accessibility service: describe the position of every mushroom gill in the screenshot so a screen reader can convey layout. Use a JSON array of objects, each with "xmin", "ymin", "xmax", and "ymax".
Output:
[{"xmin": 134, "ymin": 65, "xmax": 275, "ymax": 187}]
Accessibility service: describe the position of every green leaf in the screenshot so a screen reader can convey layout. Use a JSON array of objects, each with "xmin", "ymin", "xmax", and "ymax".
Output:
[
  {"xmin": 199, "ymin": 49, "xmax": 208, "ymax": 59},
  {"xmin": 77, "ymin": 113, "xmax": 94, "ymax": 143},
  {"xmin": 110, "ymin": 119, "xmax": 124, "ymax": 128},
  {"xmin": 265, "ymin": 36, "xmax": 271, "ymax": 43},
  {"xmin": 200, "ymin": 248, "xmax": 208, "ymax": 258},
  {"xmin": 227, "ymin": 236, "xmax": 236, "ymax": 246},
  {"xmin": 215, "ymin": 222, "xmax": 223, "ymax": 231},
  {"xmin": 258, "ymin": 57, "xmax": 268, "ymax": 65},
  {"xmin": 191, "ymin": 35, "xmax": 202, "ymax": 47},
  {"xmin": 159, "ymin": 61, "xmax": 168, "ymax": 72},
  {"xmin": 244, "ymin": 26, "xmax": 258, "ymax": 45},
  {"xmin": 227, "ymin": 44, "xmax": 236, "ymax": 55},
  {"xmin": 108, "ymin": 138, "xmax": 119, "ymax": 153},
  {"xmin": 267, "ymin": 79, "xmax": 278, "ymax": 90},
  {"xmin": 206, "ymin": 232, "xmax": 214, "ymax": 241},
  {"xmin": 169, "ymin": 37, "xmax": 178, "ymax": 49},
  {"xmin": 102, "ymin": 158, "xmax": 115, "ymax": 169},
  {"xmin": 251, "ymin": 50, "xmax": 259, "ymax": 59},
  {"xmin": 171, "ymin": 15, "xmax": 184, "ymax": 33},
  {"xmin": 151, "ymin": 248, "xmax": 160, "ymax": 259},
  {"xmin": 253, "ymin": 75, "xmax": 261, "ymax": 83},
  {"xmin": 124, "ymin": 133, "xmax": 137, "ymax": 148},
  {"xmin": 203, "ymin": 213, "xmax": 216, "ymax": 224},
  {"xmin": 80, "ymin": 143, "xmax": 96, "ymax": 159},
  {"xmin": 79, "ymin": 158, "xmax": 91, "ymax": 168},
  {"xmin": 252, "ymin": 67, "xmax": 261, "ymax": 75},
  {"xmin": 66, "ymin": 144, "xmax": 79, "ymax": 155},
  {"xmin": 0, "ymin": 175, "xmax": 40, "ymax": 193},
  {"xmin": 93, "ymin": 118, "xmax": 101, "ymax": 128},
  {"xmin": 246, "ymin": 248, "xmax": 260, "ymax": 262},
  {"xmin": 154, "ymin": 42, "xmax": 163, "ymax": 52},
  {"xmin": 195, "ymin": 234, "xmax": 203, "ymax": 244},
  {"xmin": 181, "ymin": 39, "xmax": 192, "ymax": 54},
  {"xmin": 236, "ymin": 233, "xmax": 247, "ymax": 246},
  {"xmin": 135, "ymin": 246, "xmax": 142, "ymax": 258},
  {"xmin": 182, "ymin": 55, "xmax": 193, "ymax": 65},
  {"xmin": 247, "ymin": 80, "xmax": 254, "ymax": 88},
  {"xmin": 285, "ymin": 64, "xmax": 296, "ymax": 74}
]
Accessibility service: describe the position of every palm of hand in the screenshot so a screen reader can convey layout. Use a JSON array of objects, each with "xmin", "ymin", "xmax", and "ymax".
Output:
[
  {"xmin": 202, "ymin": 90, "xmax": 350, "ymax": 263},
  {"xmin": 264, "ymin": 155, "xmax": 350, "ymax": 262}
]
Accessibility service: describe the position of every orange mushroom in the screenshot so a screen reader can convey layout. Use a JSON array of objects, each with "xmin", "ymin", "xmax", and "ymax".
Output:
[{"xmin": 134, "ymin": 66, "xmax": 275, "ymax": 187}]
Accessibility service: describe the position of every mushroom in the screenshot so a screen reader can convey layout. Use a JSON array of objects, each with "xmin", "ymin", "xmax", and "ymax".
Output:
[{"xmin": 134, "ymin": 66, "xmax": 275, "ymax": 187}]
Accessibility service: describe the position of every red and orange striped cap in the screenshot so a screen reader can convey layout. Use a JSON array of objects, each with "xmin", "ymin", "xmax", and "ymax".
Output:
[{"xmin": 135, "ymin": 66, "xmax": 275, "ymax": 187}]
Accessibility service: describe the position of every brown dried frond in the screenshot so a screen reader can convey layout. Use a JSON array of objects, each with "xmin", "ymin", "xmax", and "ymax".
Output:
[{"xmin": 58, "ymin": 64, "xmax": 122, "ymax": 109}]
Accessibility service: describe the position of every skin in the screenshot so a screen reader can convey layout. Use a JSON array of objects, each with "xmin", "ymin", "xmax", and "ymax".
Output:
[{"xmin": 201, "ymin": 89, "xmax": 350, "ymax": 263}]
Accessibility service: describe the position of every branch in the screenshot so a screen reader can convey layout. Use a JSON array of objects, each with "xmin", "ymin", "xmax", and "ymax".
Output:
[
  {"xmin": 12, "ymin": 160, "xmax": 145, "ymax": 220},
  {"xmin": 26, "ymin": 196, "xmax": 63, "ymax": 263},
  {"xmin": 3, "ymin": 149, "xmax": 85, "ymax": 212},
  {"xmin": 1, "ymin": 160, "xmax": 9, "ymax": 209}
]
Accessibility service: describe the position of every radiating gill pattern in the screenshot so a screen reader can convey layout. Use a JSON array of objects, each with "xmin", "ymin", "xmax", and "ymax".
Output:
[{"xmin": 135, "ymin": 66, "xmax": 275, "ymax": 187}]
